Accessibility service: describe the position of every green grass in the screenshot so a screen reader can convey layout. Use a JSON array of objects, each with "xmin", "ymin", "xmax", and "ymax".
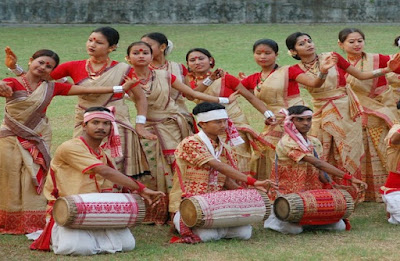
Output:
[{"xmin": 1, "ymin": 24, "xmax": 400, "ymax": 260}]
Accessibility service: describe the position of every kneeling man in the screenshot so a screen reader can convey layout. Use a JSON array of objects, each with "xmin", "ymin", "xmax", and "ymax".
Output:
[
  {"xmin": 169, "ymin": 102, "xmax": 275, "ymax": 243},
  {"xmin": 31, "ymin": 106, "xmax": 164, "ymax": 255}
]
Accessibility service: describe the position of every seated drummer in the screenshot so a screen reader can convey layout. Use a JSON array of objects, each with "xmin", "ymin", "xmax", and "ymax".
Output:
[
  {"xmin": 265, "ymin": 105, "xmax": 366, "ymax": 234},
  {"xmin": 30, "ymin": 106, "xmax": 164, "ymax": 255},
  {"xmin": 169, "ymin": 102, "xmax": 276, "ymax": 243},
  {"xmin": 380, "ymin": 123, "xmax": 400, "ymax": 224}
]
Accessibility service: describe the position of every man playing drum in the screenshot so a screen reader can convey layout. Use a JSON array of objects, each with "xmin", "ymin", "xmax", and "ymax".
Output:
[
  {"xmin": 169, "ymin": 102, "xmax": 276, "ymax": 243},
  {"xmin": 265, "ymin": 105, "xmax": 367, "ymax": 234},
  {"xmin": 30, "ymin": 106, "xmax": 164, "ymax": 255}
]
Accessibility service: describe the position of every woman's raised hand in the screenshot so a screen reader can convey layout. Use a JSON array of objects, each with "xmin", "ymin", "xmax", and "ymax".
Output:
[
  {"xmin": 319, "ymin": 52, "xmax": 337, "ymax": 73},
  {"xmin": 388, "ymin": 52, "xmax": 400, "ymax": 72},
  {"xmin": 5, "ymin": 46, "xmax": 17, "ymax": 69},
  {"xmin": 238, "ymin": 72, "xmax": 247, "ymax": 80},
  {"xmin": 210, "ymin": 68, "xmax": 225, "ymax": 81}
]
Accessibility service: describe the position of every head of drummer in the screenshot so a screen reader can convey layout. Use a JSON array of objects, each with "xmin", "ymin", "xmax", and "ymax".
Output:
[
  {"xmin": 82, "ymin": 106, "xmax": 122, "ymax": 157},
  {"xmin": 287, "ymin": 105, "xmax": 313, "ymax": 137},
  {"xmin": 193, "ymin": 102, "xmax": 228, "ymax": 141}
]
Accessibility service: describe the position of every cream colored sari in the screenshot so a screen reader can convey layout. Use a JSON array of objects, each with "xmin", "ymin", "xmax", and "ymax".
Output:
[
  {"xmin": 254, "ymin": 66, "xmax": 304, "ymax": 179},
  {"xmin": 299, "ymin": 53, "xmax": 364, "ymax": 182},
  {"xmin": 347, "ymin": 53, "xmax": 399, "ymax": 201},
  {"xmin": 0, "ymin": 81, "xmax": 54, "ymax": 234},
  {"xmin": 138, "ymin": 70, "xmax": 192, "ymax": 224}
]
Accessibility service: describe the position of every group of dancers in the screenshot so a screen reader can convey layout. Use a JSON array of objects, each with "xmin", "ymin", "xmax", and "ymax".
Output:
[{"xmin": 1, "ymin": 26, "xmax": 400, "ymax": 255}]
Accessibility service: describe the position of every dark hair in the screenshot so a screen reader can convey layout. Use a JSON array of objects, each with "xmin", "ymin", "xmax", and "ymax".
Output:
[
  {"xmin": 288, "ymin": 105, "xmax": 313, "ymax": 115},
  {"xmin": 185, "ymin": 48, "xmax": 215, "ymax": 68},
  {"xmin": 285, "ymin": 32, "xmax": 312, "ymax": 60},
  {"xmin": 85, "ymin": 106, "xmax": 111, "ymax": 114},
  {"xmin": 141, "ymin": 32, "xmax": 169, "ymax": 55},
  {"xmin": 253, "ymin": 39, "xmax": 279, "ymax": 53},
  {"xmin": 397, "ymin": 100, "xmax": 400, "ymax": 109},
  {"xmin": 126, "ymin": 41, "xmax": 153, "ymax": 55},
  {"xmin": 32, "ymin": 49, "xmax": 60, "ymax": 68},
  {"xmin": 92, "ymin": 27, "xmax": 119, "ymax": 46},
  {"xmin": 193, "ymin": 102, "xmax": 225, "ymax": 115},
  {"xmin": 338, "ymin": 28, "xmax": 365, "ymax": 43},
  {"xmin": 394, "ymin": 36, "xmax": 400, "ymax": 47}
]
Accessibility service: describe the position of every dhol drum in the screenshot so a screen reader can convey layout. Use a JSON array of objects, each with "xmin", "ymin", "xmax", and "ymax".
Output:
[
  {"xmin": 274, "ymin": 189, "xmax": 354, "ymax": 225},
  {"xmin": 53, "ymin": 193, "xmax": 145, "ymax": 229},
  {"xmin": 180, "ymin": 189, "xmax": 271, "ymax": 228}
]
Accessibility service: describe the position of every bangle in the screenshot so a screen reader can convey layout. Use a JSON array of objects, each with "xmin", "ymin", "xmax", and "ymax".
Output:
[
  {"xmin": 372, "ymin": 69, "xmax": 384, "ymax": 77},
  {"xmin": 8, "ymin": 64, "xmax": 24, "ymax": 76},
  {"xmin": 113, "ymin": 85, "xmax": 124, "ymax": 93},
  {"xmin": 218, "ymin": 97, "xmax": 229, "ymax": 104},
  {"xmin": 246, "ymin": 176, "xmax": 257, "ymax": 186},
  {"xmin": 263, "ymin": 110, "xmax": 274, "ymax": 119},
  {"xmin": 202, "ymin": 77, "xmax": 214, "ymax": 86},
  {"xmin": 134, "ymin": 180, "xmax": 146, "ymax": 193},
  {"xmin": 317, "ymin": 71, "xmax": 328, "ymax": 80},
  {"xmin": 135, "ymin": 115, "xmax": 146, "ymax": 124},
  {"xmin": 343, "ymin": 173, "xmax": 352, "ymax": 181}
]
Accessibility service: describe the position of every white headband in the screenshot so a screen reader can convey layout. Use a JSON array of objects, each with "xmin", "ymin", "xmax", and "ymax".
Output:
[
  {"xmin": 291, "ymin": 110, "xmax": 313, "ymax": 118},
  {"xmin": 196, "ymin": 109, "xmax": 228, "ymax": 123}
]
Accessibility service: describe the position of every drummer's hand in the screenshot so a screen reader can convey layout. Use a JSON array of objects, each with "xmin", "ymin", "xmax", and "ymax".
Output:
[
  {"xmin": 351, "ymin": 177, "xmax": 368, "ymax": 190},
  {"xmin": 140, "ymin": 188, "xmax": 165, "ymax": 206},
  {"xmin": 254, "ymin": 179, "xmax": 278, "ymax": 192},
  {"xmin": 5, "ymin": 46, "xmax": 17, "ymax": 69},
  {"xmin": 136, "ymin": 123, "xmax": 157, "ymax": 140}
]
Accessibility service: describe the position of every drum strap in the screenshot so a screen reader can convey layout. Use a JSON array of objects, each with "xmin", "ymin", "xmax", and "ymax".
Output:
[
  {"xmin": 50, "ymin": 168, "xmax": 60, "ymax": 199},
  {"xmin": 175, "ymin": 164, "xmax": 188, "ymax": 198},
  {"xmin": 312, "ymin": 149, "xmax": 332, "ymax": 183}
]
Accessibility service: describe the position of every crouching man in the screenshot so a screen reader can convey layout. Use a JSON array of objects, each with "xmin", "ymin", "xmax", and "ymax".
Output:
[{"xmin": 31, "ymin": 106, "xmax": 164, "ymax": 255}]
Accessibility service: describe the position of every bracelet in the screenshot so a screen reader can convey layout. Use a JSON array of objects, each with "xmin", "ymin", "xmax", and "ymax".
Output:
[
  {"xmin": 135, "ymin": 115, "xmax": 146, "ymax": 124},
  {"xmin": 372, "ymin": 69, "xmax": 384, "ymax": 77},
  {"xmin": 113, "ymin": 85, "xmax": 124, "ymax": 93},
  {"xmin": 8, "ymin": 64, "xmax": 24, "ymax": 76},
  {"xmin": 263, "ymin": 110, "xmax": 274, "ymax": 119},
  {"xmin": 246, "ymin": 176, "xmax": 257, "ymax": 186},
  {"xmin": 317, "ymin": 71, "xmax": 328, "ymax": 80},
  {"xmin": 343, "ymin": 173, "xmax": 352, "ymax": 181},
  {"xmin": 202, "ymin": 77, "xmax": 214, "ymax": 86},
  {"xmin": 218, "ymin": 97, "xmax": 229, "ymax": 104},
  {"xmin": 134, "ymin": 180, "xmax": 146, "ymax": 193}
]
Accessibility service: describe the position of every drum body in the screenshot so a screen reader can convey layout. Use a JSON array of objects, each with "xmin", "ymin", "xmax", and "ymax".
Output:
[
  {"xmin": 53, "ymin": 193, "xmax": 145, "ymax": 229},
  {"xmin": 274, "ymin": 189, "xmax": 354, "ymax": 225},
  {"xmin": 180, "ymin": 189, "xmax": 271, "ymax": 228}
]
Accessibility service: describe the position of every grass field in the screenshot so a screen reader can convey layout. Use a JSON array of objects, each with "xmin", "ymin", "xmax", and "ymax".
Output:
[{"xmin": 1, "ymin": 24, "xmax": 400, "ymax": 260}]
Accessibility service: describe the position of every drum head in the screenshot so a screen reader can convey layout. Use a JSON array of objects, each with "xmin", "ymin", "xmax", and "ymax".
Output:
[
  {"xmin": 179, "ymin": 199, "xmax": 198, "ymax": 228},
  {"xmin": 53, "ymin": 197, "xmax": 71, "ymax": 226},
  {"xmin": 274, "ymin": 197, "xmax": 290, "ymax": 221}
]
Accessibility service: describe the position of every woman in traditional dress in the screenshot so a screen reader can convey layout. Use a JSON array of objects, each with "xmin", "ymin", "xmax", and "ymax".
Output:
[
  {"xmin": 141, "ymin": 32, "xmax": 195, "ymax": 130},
  {"xmin": 124, "ymin": 41, "xmax": 236, "ymax": 224},
  {"xmin": 5, "ymin": 26, "xmax": 152, "ymax": 178},
  {"xmin": 337, "ymin": 28, "xmax": 400, "ymax": 201},
  {"xmin": 240, "ymin": 39, "xmax": 336, "ymax": 179},
  {"xmin": 185, "ymin": 48, "xmax": 278, "ymax": 178},
  {"xmin": 285, "ymin": 32, "xmax": 400, "ymax": 189},
  {"xmin": 0, "ymin": 49, "xmax": 136, "ymax": 234},
  {"xmin": 386, "ymin": 36, "xmax": 400, "ymax": 103}
]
